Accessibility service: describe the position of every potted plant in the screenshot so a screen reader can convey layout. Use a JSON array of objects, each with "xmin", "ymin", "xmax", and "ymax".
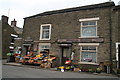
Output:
[
  {"xmin": 117, "ymin": 69, "xmax": 120, "ymax": 74},
  {"xmin": 89, "ymin": 69, "xmax": 95, "ymax": 73},
  {"xmin": 96, "ymin": 67, "xmax": 101, "ymax": 73}
]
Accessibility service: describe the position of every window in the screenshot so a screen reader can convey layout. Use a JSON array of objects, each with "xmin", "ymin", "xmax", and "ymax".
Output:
[
  {"xmin": 38, "ymin": 43, "xmax": 50, "ymax": 53},
  {"xmin": 80, "ymin": 46, "xmax": 97, "ymax": 63},
  {"xmin": 40, "ymin": 24, "xmax": 51, "ymax": 40},
  {"xmin": 80, "ymin": 17, "xmax": 99, "ymax": 37},
  {"xmin": 81, "ymin": 21, "xmax": 97, "ymax": 37}
]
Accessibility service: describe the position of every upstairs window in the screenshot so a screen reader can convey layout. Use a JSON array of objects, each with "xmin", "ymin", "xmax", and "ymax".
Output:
[
  {"xmin": 79, "ymin": 17, "xmax": 99, "ymax": 38},
  {"xmin": 40, "ymin": 24, "xmax": 51, "ymax": 40}
]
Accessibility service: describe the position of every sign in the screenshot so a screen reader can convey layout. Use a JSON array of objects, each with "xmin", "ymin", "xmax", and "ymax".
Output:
[
  {"xmin": 104, "ymin": 61, "xmax": 112, "ymax": 66},
  {"xmin": 59, "ymin": 44, "xmax": 72, "ymax": 47},
  {"xmin": 58, "ymin": 38, "xmax": 104, "ymax": 43}
]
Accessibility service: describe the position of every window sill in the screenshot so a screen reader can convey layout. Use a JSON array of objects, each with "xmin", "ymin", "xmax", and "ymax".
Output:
[
  {"xmin": 78, "ymin": 36, "xmax": 99, "ymax": 38},
  {"xmin": 40, "ymin": 39, "xmax": 51, "ymax": 40},
  {"xmin": 78, "ymin": 62, "xmax": 99, "ymax": 65}
]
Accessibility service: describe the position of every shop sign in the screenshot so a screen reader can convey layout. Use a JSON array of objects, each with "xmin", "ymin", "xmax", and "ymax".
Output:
[
  {"xmin": 58, "ymin": 38, "xmax": 104, "ymax": 43},
  {"xmin": 23, "ymin": 43, "xmax": 32, "ymax": 46},
  {"xmin": 104, "ymin": 61, "xmax": 112, "ymax": 66},
  {"xmin": 59, "ymin": 44, "xmax": 71, "ymax": 46}
]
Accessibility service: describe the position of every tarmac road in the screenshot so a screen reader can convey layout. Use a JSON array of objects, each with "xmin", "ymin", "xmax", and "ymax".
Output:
[{"xmin": 2, "ymin": 65, "xmax": 119, "ymax": 79}]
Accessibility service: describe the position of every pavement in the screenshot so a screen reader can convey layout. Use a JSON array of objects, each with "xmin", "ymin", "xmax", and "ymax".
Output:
[{"xmin": 2, "ymin": 59, "xmax": 120, "ymax": 77}]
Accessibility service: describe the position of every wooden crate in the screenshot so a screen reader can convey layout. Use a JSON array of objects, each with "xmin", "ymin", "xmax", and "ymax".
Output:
[
  {"xmin": 40, "ymin": 63, "xmax": 45, "ymax": 68},
  {"xmin": 74, "ymin": 68, "xmax": 80, "ymax": 72},
  {"xmin": 15, "ymin": 58, "xmax": 20, "ymax": 63}
]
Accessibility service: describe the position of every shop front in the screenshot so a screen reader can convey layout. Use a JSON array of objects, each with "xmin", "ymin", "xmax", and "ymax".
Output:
[
  {"xmin": 22, "ymin": 37, "xmax": 33, "ymax": 56},
  {"xmin": 58, "ymin": 43, "xmax": 72, "ymax": 66},
  {"xmin": 57, "ymin": 38, "xmax": 104, "ymax": 66}
]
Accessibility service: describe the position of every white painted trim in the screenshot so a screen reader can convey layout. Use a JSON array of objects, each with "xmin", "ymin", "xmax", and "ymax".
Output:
[
  {"xmin": 39, "ymin": 43, "xmax": 51, "ymax": 45},
  {"xmin": 38, "ymin": 43, "xmax": 51, "ymax": 54},
  {"xmin": 79, "ymin": 43, "xmax": 99, "ymax": 63},
  {"xmin": 79, "ymin": 43, "xmax": 99, "ymax": 46},
  {"xmin": 116, "ymin": 42, "xmax": 120, "ymax": 61},
  {"xmin": 11, "ymin": 34, "xmax": 18, "ymax": 37},
  {"xmin": 79, "ymin": 17, "xmax": 100, "ymax": 22},
  {"xmin": 80, "ymin": 21, "xmax": 82, "ymax": 37},
  {"xmin": 96, "ymin": 21, "xmax": 98, "ymax": 37},
  {"xmin": 14, "ymin": 38, "xmax": 22, "ymax": 39},
  {"xmin": 80, "ymin": 21, "xmax": 98, "ymax": 38},
  {"xmin": 10, "ymin": 43, "xmax": 14, "ymax": 44},
  {"xmin": 80, "ymin": 46, "xmax": 82, "ymax": 62},
  {"xmin": 9, "ymin": 46, "xmax": 14, "ymax": 49},
  {"xmin": 79, "ymin": 36, "xmax": 99, "ymax": 38},
  {"xmin": 40, "ymin": 24, "xmax": 51, "ymax": 40},
  {"xmin": 78, "ymin": 62, "xmax": 99, "ymax": 65}
]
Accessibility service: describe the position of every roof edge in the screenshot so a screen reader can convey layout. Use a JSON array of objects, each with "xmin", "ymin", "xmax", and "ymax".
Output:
[{"xmin": 24, "ymin": 1, "xmax": 115, "ymax": 19}]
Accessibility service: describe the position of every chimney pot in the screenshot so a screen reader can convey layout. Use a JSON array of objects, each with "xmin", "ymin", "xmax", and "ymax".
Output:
[
  {"xmin": 11, "ymin": 18, "xmax": 17, "ymax": 27},
  {"xmin": 1, "ymin": 15, "xmax": 9, "ymax": 23}
]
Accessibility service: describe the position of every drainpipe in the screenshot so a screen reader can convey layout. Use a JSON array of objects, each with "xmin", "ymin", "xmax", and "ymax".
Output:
[{"xmin": 108, "ymin": 3, "xmax": 112, "ymax": 73}]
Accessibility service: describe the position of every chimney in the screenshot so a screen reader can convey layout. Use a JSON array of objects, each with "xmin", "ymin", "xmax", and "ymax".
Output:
[
  {"xmin": 1, "ymin": 15, "xmax": 9, "ymax": 23},
  {"xmin": 11, "ymin": 18, "xmax": 17, "ymax": 27}
]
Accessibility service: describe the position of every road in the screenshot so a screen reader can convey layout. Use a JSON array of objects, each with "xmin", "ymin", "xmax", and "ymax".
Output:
[{"xmin": 2, "ymin": 65, "xmax": 119, "ymax": 78}]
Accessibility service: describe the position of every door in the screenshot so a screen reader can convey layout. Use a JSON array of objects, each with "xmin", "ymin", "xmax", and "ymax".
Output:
[
  {"xmin": 61, "ymin": 47, "xmax": 70, "ymax": 65},
  {"xmin": 23, "ymin": 46, "xmax": 30, "ymax": 55}
]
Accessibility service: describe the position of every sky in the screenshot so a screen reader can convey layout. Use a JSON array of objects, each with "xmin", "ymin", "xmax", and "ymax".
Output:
[{"xmin": 0, "ymin": 0, "xmax": 119, "ymax": 28}]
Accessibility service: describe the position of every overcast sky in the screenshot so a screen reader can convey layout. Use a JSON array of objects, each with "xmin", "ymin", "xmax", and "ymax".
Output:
[{"xmin": 0, "ymin": 0, "xmax": 119, "ymax": 28}]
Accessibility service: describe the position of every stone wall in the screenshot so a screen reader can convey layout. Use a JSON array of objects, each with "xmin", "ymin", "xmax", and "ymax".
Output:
[{"xmin": 23, "ymin": 3, "xmax": 119, "ymax": 65}]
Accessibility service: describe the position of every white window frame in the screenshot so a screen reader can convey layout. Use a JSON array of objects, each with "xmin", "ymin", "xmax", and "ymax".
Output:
[
  {"xmin": 38, "ymin": 43, "xmax": 50, "ymax": 54},
  {"xmin": 116, "ymin": 42, "xmax": 120, "ymax": 68},
  {"xmin": 40, "ymin": 24, "xmax": 51, "ymax": 40},
  {"xmin": 116, "ymin": 42, "xmax": 120, "ymax": 61},
  {"xmin": 79, "ymin": 17, "xmax": 99, "ymax": 38},
  {"xmin": 79, "ymin": 43, "xmax": 99, "ymax": 64}
]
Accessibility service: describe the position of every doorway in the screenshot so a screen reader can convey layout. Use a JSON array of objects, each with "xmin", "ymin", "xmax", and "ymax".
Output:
[
  {"xmin": 23, "ymin": 45, "xmax": 31, "ymax": 55},
  {"xmin": 61, "ymin": 47, "xmax": 70, "ymax": 66},
  {"xmin": 118, "ymin": 44, "xmax": 120, "ymax": 68}
]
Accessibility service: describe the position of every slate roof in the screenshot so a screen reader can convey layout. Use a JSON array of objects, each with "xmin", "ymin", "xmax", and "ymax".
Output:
[
  {"xmin": 114, "ymin": 5, "xmax": 120, "ymax": 10},
  {"xmin": 13, "ymin": 27, "xmax": 23, "ymax": 34},
  {"xmin": 24, "ymin": 1, "xmax": 115, "ymax": 19}
]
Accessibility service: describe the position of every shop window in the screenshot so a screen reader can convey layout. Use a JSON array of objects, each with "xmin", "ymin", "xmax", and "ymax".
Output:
[
  {"xmin": 38, "ymin": 43, "xmax": 50, "ymax": 54},
  {"xmin": 40, "ymin": 24, "xmax": 51, "ymax": 40},
  {"xmin": 80, "ymin": 46, "xmax": 97, "ymax": 63},
  {"xmin": 79, "ymin": 17, "xmax": 99, "ymax": 38}
]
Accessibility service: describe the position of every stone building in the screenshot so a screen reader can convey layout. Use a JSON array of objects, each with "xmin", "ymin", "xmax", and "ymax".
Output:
[
  {"xmin": 22, "ymin": 2, "xmax": 120, "ymax": 72},
  {"xmin": 1, "ymin": 15, "xmax": 23, "ymax": 58},
  {"xmin": 1, "ymin": 15, "xmax": 17, "ymax": 58},
  {"xmin": 10, "ymin": 19, "xmax": 23, "ymax": 51}
]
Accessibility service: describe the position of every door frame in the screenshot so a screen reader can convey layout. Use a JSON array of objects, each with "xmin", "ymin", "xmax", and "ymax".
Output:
[
  {"xmin": 116, "ymin": 42, "xmax": 120, "ymax": 68},
  {"xmin": 59, "ymin": 43, "xmax": 72, "ymax": 66},
  {"xmin": 61, "ymin": 47, "xmax": 70, "ymax": 66}
]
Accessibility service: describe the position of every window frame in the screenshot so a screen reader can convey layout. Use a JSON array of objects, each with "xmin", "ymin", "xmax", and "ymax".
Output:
[
  {"xmin": 79, "ymin": 17, "xmax": 99, "ymax": 38},
  {"xmin": 40, "ymin": 24, "xmax": 51, "ymax": 40},
  {"xmin": 38, "ymin": 43, "xmax": 51, "ymax": 54},
  {"xmin": 79, "ymin": 43, "xmax": 99, "ymax": 64}
]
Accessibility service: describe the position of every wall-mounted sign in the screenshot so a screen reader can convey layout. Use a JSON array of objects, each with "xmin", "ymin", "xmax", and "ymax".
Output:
[{"xmin": 58, "ymin": 38, "xmax": 104, "ymax": 43}]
